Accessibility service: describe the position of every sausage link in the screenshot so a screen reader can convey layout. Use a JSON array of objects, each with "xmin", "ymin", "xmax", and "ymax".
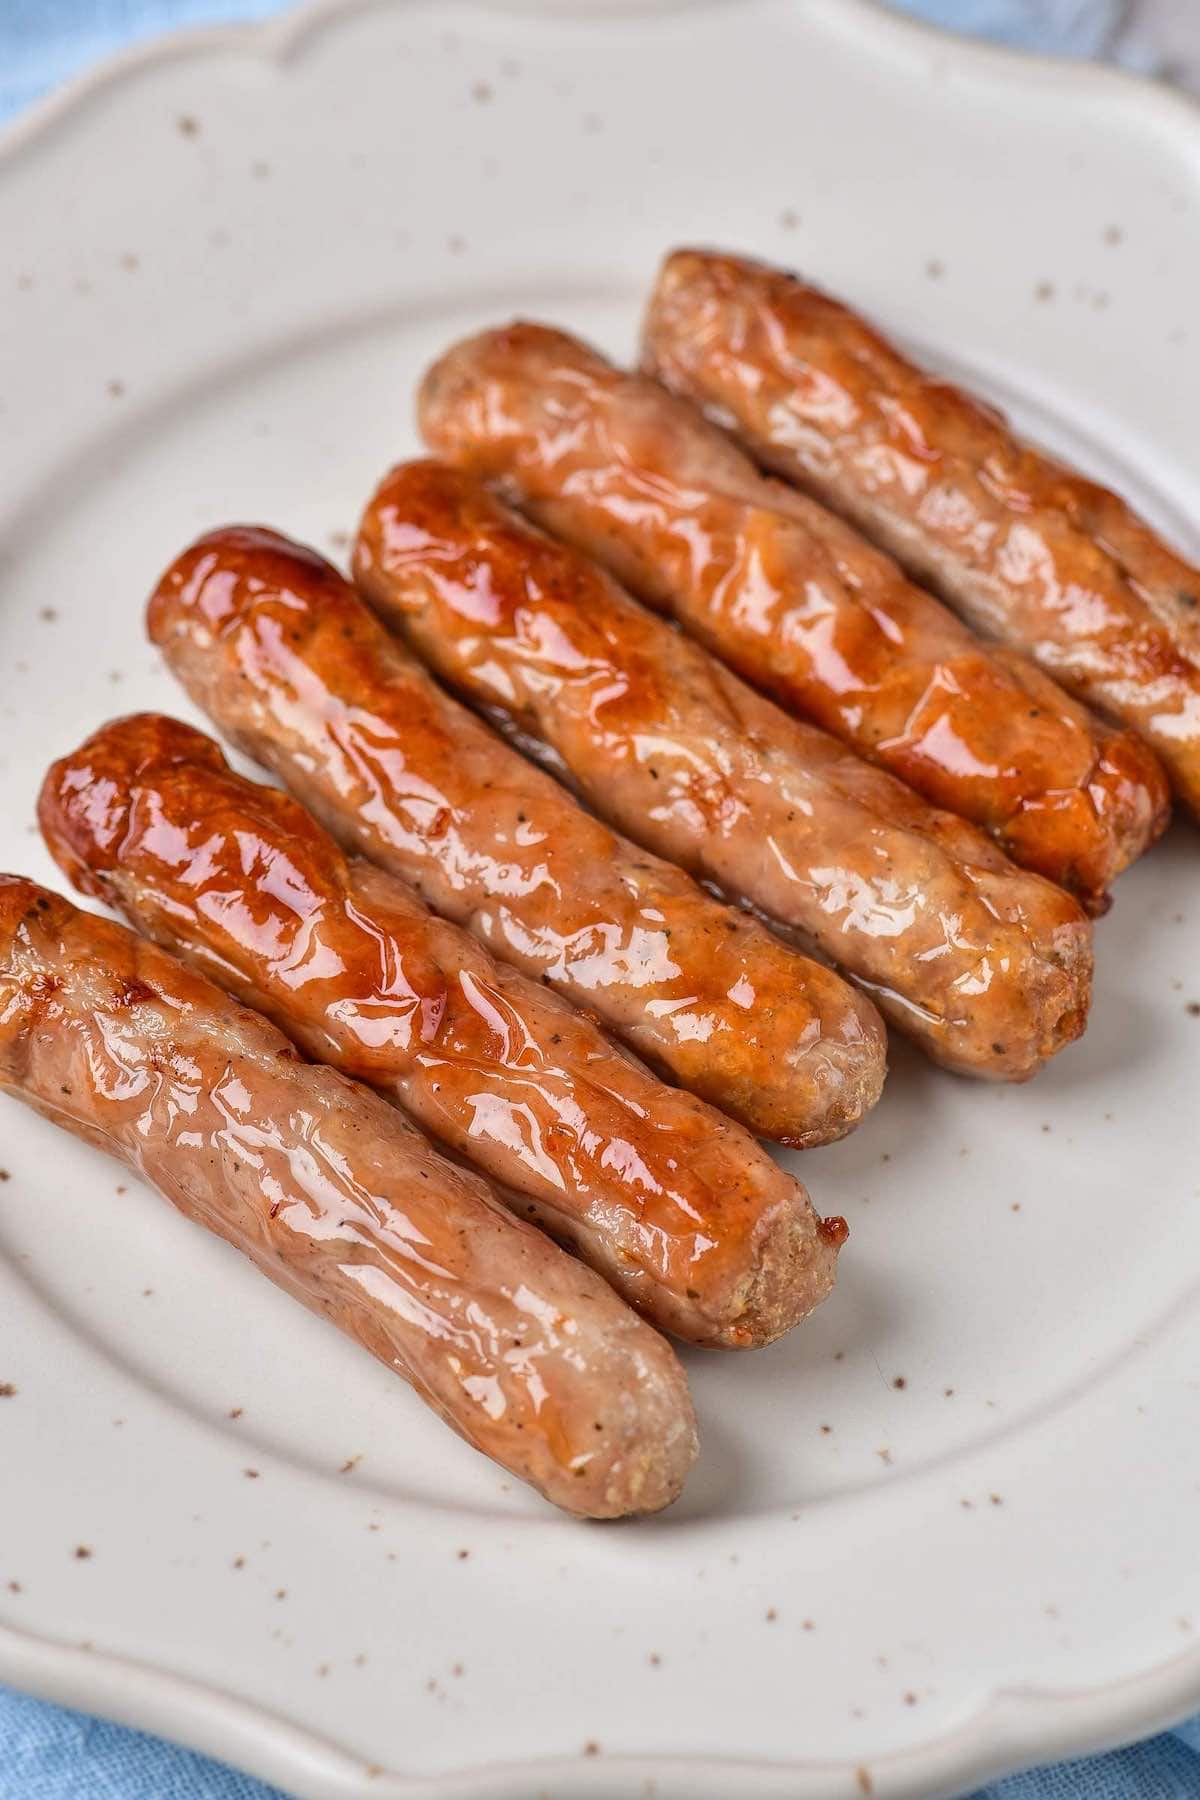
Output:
[
  {"xmin": 643, "ymin": 248, "xmax": 1198, "ymax": 821},
  {"xmin": 420, "ymin": 313, "xmax": 1167, "ymax": 915},
  {"xmin": 39, "ymin": 715, "xmax": 842, "ymax": 1348},
  {"xmin": 147, "ymin": 526, "xmax": 885, "ymax": 1147},
  {"xmin": 355, "ymin": 459, "xmax": 1092, "ymax": 1082},
  {"xmin": 0, "ymin": 875, "xmax": 697, "ymax": 1516}
]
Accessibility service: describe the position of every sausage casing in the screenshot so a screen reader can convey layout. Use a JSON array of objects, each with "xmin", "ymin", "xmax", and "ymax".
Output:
[
  {"xmin": 0, "ymin": 875, "xmax": 698, "ymax": 1516},
  {"xmin": 39, "ymin": 715, "xmax": 842, "ymax": 1348},
  {"xmin": 147, "ymin": 526, "xmax": 885, "ymax": 1147},
  {"xmin": 419, "ymin": 315, "xmax": 1168, "ymax": 915},
  {"xmin": 355, "ymin": 459, "xmax": 1092, "ymax": 1082},
  {"xmin": 643, "ymin": 248, "xmax": 1199, "ymax": 821}
]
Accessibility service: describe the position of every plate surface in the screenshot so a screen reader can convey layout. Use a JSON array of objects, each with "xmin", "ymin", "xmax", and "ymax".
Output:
[{"xmin": 2, "ymin": 3, "xmax": 1199, "ymax": 1795}]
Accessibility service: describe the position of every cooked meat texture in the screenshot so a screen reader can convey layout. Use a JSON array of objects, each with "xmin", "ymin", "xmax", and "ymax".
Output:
[
  {"xmin": 423, "ymin": 311, "xmax": 1168, "ymax": 914},
  {"xmin": 359, "ymin": 457, "xmax": 1092, "ymax": 1083},
  {"xmin": 644, "ymin": 247, "xmax": 1198, "ymax": 819},
  {"xmin": 0, "ymin": 874, "xmax": 698, "ymax": 1516},
  {"xmin": 38, "ymin": 714, "xmax": 842, "ymax": 1349},
  {"xmin": 147, "ymin": 524, "xmax": 884, "ymax": 1147}
]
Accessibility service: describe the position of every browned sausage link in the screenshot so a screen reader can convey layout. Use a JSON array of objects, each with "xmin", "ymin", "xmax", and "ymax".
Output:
[
  {"xmin": 38, "ymin": 715, "xmax": 842, "ymax": 1349},
  {"xmin": 419, "ymin": 315, "xmax": 1168, "ymax": 915},
  {"xmin": 146, "ymin": 527, "xmax": 885, "ymax": 1148},
  {"xmin": 0, "ymin": 875, "xmax": 698, "ymax": 1516},
  {"xmin": 356, "ymin": 459, "xmax": 1092, "ymax": 1082},
  {"xmin": 643, "ymin": 249, "xmax": 1200, "ymax": 821}
]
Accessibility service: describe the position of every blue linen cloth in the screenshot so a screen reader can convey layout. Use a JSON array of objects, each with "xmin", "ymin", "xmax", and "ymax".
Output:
[{"xmin": 0, "ymin": 2, "xmax": 1194, "ymax": 1796}]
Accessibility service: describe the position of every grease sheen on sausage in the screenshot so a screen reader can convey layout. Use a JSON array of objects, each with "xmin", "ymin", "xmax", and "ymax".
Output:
[
  {"xmin": 643, "ymin": 248, "xmax": 1200, "ymax": 820},
  {"xmin": 146, "ymin": 526, "xmax": 885, "ymax": 1148},
  {"xmin": 0, "ymin": 875, "xmax": 697, "ymax": 1516},
  {"xmin": 39, "ymin": 715, "xmax": 843, "ymax": 1348},
  {"xmin": 419, "ymin": 315, "xmax": 1168, "ymax": 914},
  {"xmin": 356, "ymin": 459, "xmax": 1092, "ymax": 1082}
]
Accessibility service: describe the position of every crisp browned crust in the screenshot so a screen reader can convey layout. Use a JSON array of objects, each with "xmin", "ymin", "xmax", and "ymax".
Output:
[
  {"xmin": 146, "ymin": 523, "xmax": 885, "ymax": 1147},
  {"xmin": 400, "ymin": 420, "xmax": 1092, "ymax": 1081},
  {"xmin": 644, "ymin": 247, "xmax": 1196, "ymax": 821},
  {"xmin": 38, "ymin": 715, "xmax": 840, "ymax": 1347}
]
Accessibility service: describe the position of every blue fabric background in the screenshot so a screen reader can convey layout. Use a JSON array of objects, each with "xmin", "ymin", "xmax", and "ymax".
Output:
[{"xmin": 0, "ymin": 2, "xmax": 1196, "ymax": 1795}]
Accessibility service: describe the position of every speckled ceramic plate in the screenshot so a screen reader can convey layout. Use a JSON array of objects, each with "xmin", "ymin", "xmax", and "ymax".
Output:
[{"xmin": 2, "ymin": 2, "xmax": 1199, "ymax": 1795}]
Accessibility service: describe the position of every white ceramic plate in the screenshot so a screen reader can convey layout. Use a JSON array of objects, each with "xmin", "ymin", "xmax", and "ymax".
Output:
[{"xmin": 2, "ymin": 3, "xmax": 1200, "ymax": 1795}]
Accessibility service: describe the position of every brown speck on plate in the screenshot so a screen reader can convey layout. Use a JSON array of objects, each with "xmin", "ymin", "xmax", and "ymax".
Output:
[
  {"xmin": 106, "ymin": 379, "xmax": 125, "ymax": 398},
  {"xmin": 451, "ymin": 1662, "xmax": 464, "ymax": 1678},
  {"xmin": 779, "ymin": 208, "xmax": 799, "ymax": 230},
  {"xmin": 251, "ymin": 160, "xmax": 270, "ymax": 179},
  {"xmin": 316, "ymin": 1663, "xmax": 330, "ymax": 1678},
  {"xmin": 765, "ymin": 1607, "xmax": 777, "ymax": 1622},
  {"xmin": 243, "ymin": 1467, "xmax": 260, "ymax": 1479},
  {"xmin": 228, "ymin": 1407, "xmax": 243, "ymax": 1420},
  {"xmin": 339, "ymin": 1455, "xmax": 361, "ymax": 1474},
  {"xmin": 0, "ymin": 1171, "xmax": 9, "ymax": 1183},
  {"xmin": 176, "ymin": 115, "xmax": 200, "ymax": 137},
  {"xmin": 1186, "ymin": 1002, "xmax": 1200, "ymax": 1017},
  {"xmin": 73, "ymin": 1545, "xmax": 92, "ymax": 1560},
  {"xmin": 0, "ymin": 1383, "xmax": 16, "ymax": 1399},
  {"xmin": 856, "ymin": 1765, "xmax": 874, "ymax": 1794},
  {"xmin": 903, "ymin": 1691, "xmax": 918, "ymax": 1706},
  {"xmin": 470, "ymin": 81, "xmax": 493, "ymax": 103},
  {"xmin": 892, "ymin": 1376, "xmax": 906, "ymax": 1390},
  {"xmin": 1034, "ymin": 279, "xmax": 1055, "ymax": 302},
  {"xmin": 456, "ymin": 1548, "xmax": 470, "ymax": 1560},
  {"xmin": 819, "ymin": 1423, "xmax": 832, "ymax": 1435},
  {"xmin": 990, "ymin": 1493, "xmax": 1004, "ymax": 1506},
  {"xmin": 447, "ymin": 234, "xmax": 466, "ymax": 255},
  {"xmin": 876, "ymin": 1448, "xmax": 893, "ymax": 1465},
  {"xmin": 1103, "ymin": 223, "xmax": 1124, "ymax": 244},
  {"xmin": 583, "ymin": 1741, "xmax": 600, "ymax": 1757},
  {"xmin": 648, "ymin": 1651, "xmax": 662, "ymax": 1666},
  {"xmin": 925, "ymin": 258, "xmax": 944, "ymax": 279},
  {"xmin": 232, "ymin": 1556, "xmax": 245, "ymax": 1569},
  {"xmin": 275, "ymin": 1588, "xmax": 287, "ymax": 1600},
  {"xmin": 6, "ymin": 1580, "xmax": 21, "ymax": 1594},
  {"xmin": 39, "ymin": 607, "xmax": 58, "ymax": 623}
]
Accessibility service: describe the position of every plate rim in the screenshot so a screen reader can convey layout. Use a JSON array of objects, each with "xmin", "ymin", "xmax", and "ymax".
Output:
[{"xmin": 3, "ymin": 2, "xmax": 1200, "ymax": 1795}]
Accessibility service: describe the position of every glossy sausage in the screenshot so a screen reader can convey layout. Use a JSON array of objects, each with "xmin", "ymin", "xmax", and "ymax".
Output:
[
  {"xmin": 419, "ymin": 316, "xmax": 1168, "ymax": 915},
  {"xmin": 39, "ymin": 715, "xmax": 843, "ymax": 1348},
  {"xmin": 147, "ymin": 526, "xmax": 885, "ymax": 1147},
  {"xmin": 0, "ymin": 875, "xmax": 697, "ymax": 1516},
  {"xmin": 355, "ymin": 459, "xmax": 1092, "ymax": 1082},
  {"xmin": 643, "ymin": 248, "xmax": 1200, "ymax": 820}
]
